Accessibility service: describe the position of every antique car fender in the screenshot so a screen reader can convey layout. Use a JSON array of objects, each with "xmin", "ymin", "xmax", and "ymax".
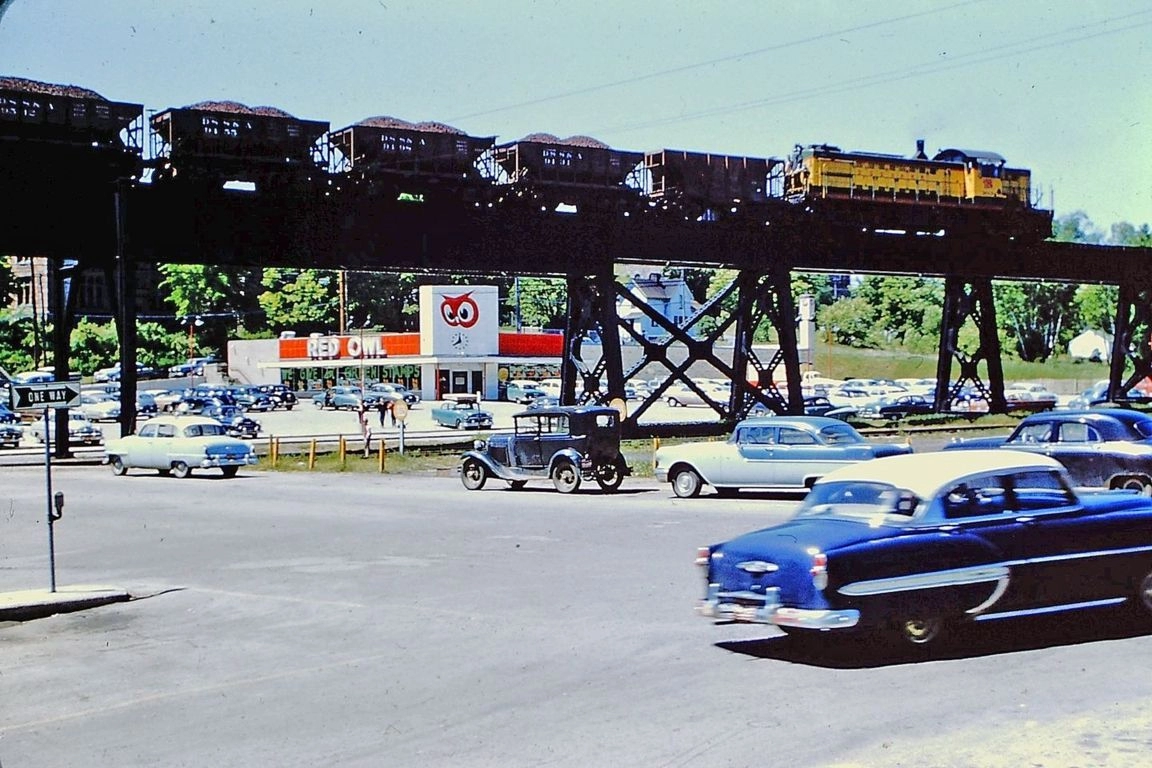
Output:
[
  {"xmin": 547, "ymin": 447, "xmax": 586, "ymax": 476},
  {"xmin": 459, "ymin": 448, "xmax": 516, "ymax": 481},
  {"xmin": 828, "ymin": 530, "xmax": 1008, "ymax": 628}
]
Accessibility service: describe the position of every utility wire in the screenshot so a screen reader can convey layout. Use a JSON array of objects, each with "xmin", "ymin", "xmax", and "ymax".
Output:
[
  {"xmin": 446, "ymin": 0, "xmax": 991, "ymax": 123},
  {"xmin": 591, "ymin": 10, "xmax": 1152, "ymax": 139}
]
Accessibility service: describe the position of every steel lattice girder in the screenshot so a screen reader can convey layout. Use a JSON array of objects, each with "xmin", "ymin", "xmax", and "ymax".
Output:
[
  {"xmin": 558, "ymin": 267, "xmax": 804, "ymax": 436},
  {"xmin": 935, "ymin": 277, "xmax": 1007, "ymax": 413}
]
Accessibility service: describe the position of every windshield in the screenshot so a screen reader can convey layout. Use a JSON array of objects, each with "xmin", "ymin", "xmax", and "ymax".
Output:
[{"xmin": 795, "ymin": 480, "xmax": 919, "ymax": 520}]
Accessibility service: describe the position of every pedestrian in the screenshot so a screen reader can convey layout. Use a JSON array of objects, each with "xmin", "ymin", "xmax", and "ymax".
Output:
[
  {"xmin": 358, "ymin": 401, "xmax": 371, "ymax": 458},
  {"xmin": 388, "ymin": 399, "xmax": 397, "ymax": 427},
  {"xmin": 376, "ymin": 398, "xmax": 388, "ymax": 428}
]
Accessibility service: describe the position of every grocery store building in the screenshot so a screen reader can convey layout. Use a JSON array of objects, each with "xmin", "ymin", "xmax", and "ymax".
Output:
[{"xmin": 226, "ymin": 285, "xmax": 562, "ymax": 400}]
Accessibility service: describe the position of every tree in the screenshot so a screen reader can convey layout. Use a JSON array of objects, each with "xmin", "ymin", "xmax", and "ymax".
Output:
[
  {"xmin": 0, "ymin": 256, "xmax": 17, "ymax": 307},
  {"xmin": 258, "ymin": 268, "xmax": 339, "ymax": 335},
  {"xmin": 512, "ymin": 277, "xmax": 568, "ymax": 329},
  {"xmin": 818, "ymin": 297, "xmax": 875, "ymax": 347},
  {"xmin": 855, "ymin": 276, "xmax": 943, "ymax": 345},
  {"xmin": 1051, "ymin": 211, "xmax": 1104, "ymax": 244},
  {"xmin": 994, "ymin": 281, "xmax": 1080, "ymax": 362}
]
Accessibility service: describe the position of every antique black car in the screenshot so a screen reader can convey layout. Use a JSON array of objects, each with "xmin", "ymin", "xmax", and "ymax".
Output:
[{"xmin": 459, "ymin": 405, "xmax": 630, "ymax": 493}]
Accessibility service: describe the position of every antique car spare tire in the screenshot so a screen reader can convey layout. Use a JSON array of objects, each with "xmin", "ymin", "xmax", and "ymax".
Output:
[
  {"xmin": 171, "ymin": 461, "xmax": 191, "ymax": 479},
  {"xmin": 461, "ymin": 458, "xmax": 487, "ymax": 490},
  {"xmin": 671, "ymin": 467, "xmax": 703, "ymax": 498},
  {"xmin": 552, "ymin": 461, "xmax": 581, "ymax": 494}
]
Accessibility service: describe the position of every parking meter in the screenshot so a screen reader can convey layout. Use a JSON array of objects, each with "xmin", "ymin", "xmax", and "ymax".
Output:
[{"xmin": 51, "ymin": 490, "xmax": 64, "ymax": 521}]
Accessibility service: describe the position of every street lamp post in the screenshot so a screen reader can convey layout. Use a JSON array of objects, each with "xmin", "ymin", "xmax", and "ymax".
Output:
[{"xmin": 185, "ymin": 315, "xmax": 204, "ymax": 360}]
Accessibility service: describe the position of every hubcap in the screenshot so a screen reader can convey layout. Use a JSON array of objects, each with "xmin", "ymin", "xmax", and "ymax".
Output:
[
  {"xmin": 903, "ymin": 618, "xmax": 940, "ymax": 644},
  {"xmin": 1140, "ymin": 573, "xmax": 1152, "ymax": 612}
]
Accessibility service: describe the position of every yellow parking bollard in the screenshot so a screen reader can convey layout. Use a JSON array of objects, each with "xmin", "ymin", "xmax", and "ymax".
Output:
[
  {"xmin": 308, "ymin": 439, "xmax": 317, "ymax": 470},
  {"xmin": 339, "ymin": 436, "xmax": 347, "ymax": 468},
  {"xmin": 378, "ymin": 437, "xmax": 386, "ymax": 473}
]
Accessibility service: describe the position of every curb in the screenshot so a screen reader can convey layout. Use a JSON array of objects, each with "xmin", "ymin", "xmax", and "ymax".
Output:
[{"xmin": 0, "ymin": 585, "xmax": 130, "ymax": 623}]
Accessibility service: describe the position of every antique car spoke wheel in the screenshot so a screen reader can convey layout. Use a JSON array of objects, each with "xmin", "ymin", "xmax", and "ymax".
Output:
[
  {"xmin": 552, "ymin": 461, "xmax": 581, "ymax": 494},
  {"xmin": 109, "ymin": 456, "xmax": 127, "ymax": 476},
  {"xmin": 171, "ymin": 461, "xmax": 191, "ymax": 479},
  {"xmin": 595, "ymin": 461, "xmax": 624, "ymax": 492},
  {"xmin": 900, "ymin": 617, "xmax": 944, "ymax": 646},
  {"xmin": 672, "ymin": 468, "xmax": 703, "ymax": 498},
  {"xmin": 461, "ymin": 458, "xmax": 487, "ymax": 490}
]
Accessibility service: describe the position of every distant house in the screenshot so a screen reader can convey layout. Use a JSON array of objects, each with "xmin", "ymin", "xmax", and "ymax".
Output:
[
  {"xmin": 1068, "ymin": 329, "xmax": 1112, "ymax": 362},
  {"xmin": 618, "ymin": 272, "xmax": 702, "ymax": 341}
]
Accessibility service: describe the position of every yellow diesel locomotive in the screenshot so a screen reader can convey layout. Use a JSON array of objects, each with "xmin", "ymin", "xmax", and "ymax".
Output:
[{"xmin": 784, "ymin": 140, "xmax": 1051, "ymax": 240}]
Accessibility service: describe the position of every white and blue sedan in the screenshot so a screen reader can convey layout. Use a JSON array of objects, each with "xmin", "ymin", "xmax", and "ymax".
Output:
[
  {"xmin": 696, "ymin": 451, "xmax": 1152, "ymax": 648},
  {"xmin": 655, "ymin": 416, "xmax": 911, "ymax": 498},
  {"xmin": 103, "ymin": 415, "xmax": 257, "ymax": 478}
]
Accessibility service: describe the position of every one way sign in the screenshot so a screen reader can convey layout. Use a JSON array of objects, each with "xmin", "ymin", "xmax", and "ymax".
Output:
[{"xmin": 9, "ymin": 381, "xmax": 82, "ymax": 410}]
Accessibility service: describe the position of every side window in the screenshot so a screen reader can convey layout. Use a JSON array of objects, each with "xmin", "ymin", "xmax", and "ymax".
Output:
[
  {"xmin": 595, "ymin": 414, "xmax": 614, "ymax": 429},
  {"xmin": 1056, "ymin": 423, "xmax": 1098, "ymax": 444},
  {"xmin": 1012, "ymin": 423, "xmax": 1052, "ymax": 444},
  {"xmin": 138, "ymin": 423, "xmax": 158, "ymax": 438},
  {"xmin": 739, "ymin": 427, "xmax": 774, "ymax": 445},
  {"xmin": 515, "ymin": 417, "xmax": 540, "ymax": 436},
  {"xmin": 778, "ymin": 428, "xmax": 817, "ymax": 446},
  {"xmin": 157, "ymin": 424, "xmax": 177, "ymax": 439},
  {"xmin": 1006, "ymin": 470, "xmax": 1077, "ymax": 511},
  {"xmin": 943, "ymin": 474, "xmax": 1009, "ymax": 518},
  {"xmin": 541, "ymin": 415, "xmax": 568, "ymax": 435}
]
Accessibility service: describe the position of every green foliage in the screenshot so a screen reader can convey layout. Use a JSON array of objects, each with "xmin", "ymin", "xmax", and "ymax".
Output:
[
  {"xmin": 0, "ymin": 313, "xmax": 36, "ymax": 373},
  {"xmin": 511, "ymin": 277, "xmax": 568, "ymax": 329},
  {"xmin": 993, "ymin": 281, "xmax": 1080, "ymax": 362},
  {"xmin": 1075, "ymin": 285, "xmax": 1119, "ymax": 335},
  {"xmin": 855, "ymin": 276, "xmax": 943, "ymax": 345},
  {"xmin": 1109, "ymin": 221, "xmax": 1152, "ymax": 247},
  {"xmin": 69, "ymin": 318, "xmax": 120, "ymax": 375},
  {"xmin": 818, "ymin": 297, "xmax": 877, "ymax": 347},
  {"xmin": 0, "ymin": 256, "xmax": 17, "ymax": 307},
  {"xmin": 259, "ymin": 268, "xmax": 339, "ymax": 335},
  {"xmin": 1051, "ymin": 211, "xmax": 1104, "ymax": 244}
]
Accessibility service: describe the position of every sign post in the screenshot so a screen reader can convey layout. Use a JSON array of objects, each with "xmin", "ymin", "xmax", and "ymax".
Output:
[
  {"xmin": 392, "ymin": 400, "xmax": 409, "ymax": 455},
  {"xmin": 10, "ymin": 381, "xmax": 82, "ymax": 592}
]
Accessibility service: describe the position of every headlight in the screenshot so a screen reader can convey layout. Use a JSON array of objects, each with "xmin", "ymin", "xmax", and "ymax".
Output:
[{"xmin": 474, "ymin": 439, "xmax": 486, "ymax": 450}]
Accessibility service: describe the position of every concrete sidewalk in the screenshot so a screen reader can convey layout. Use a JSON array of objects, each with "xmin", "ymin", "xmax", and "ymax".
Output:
[{"xmin": 0, "ymin": 584, "xmax": 130, "ymax": 622}]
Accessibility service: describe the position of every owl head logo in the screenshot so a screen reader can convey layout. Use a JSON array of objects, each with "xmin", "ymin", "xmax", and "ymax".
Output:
[{"xmin": 440, "ymin": 292, "xmax": 479, "ymax": 328}]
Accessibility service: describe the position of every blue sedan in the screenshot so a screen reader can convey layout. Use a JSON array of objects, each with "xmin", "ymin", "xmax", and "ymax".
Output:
[
  {"xmin": 944, "ymin": 408, "xmax": 1152, "ymax": 495},
  {"xmin": 695, "ymin": 451, "xmax": 1152, "ymax": 648}
]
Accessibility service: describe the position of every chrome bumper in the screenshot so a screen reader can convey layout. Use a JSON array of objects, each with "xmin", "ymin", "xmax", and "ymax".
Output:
[
  {"xmin": 697, "ymin": 587, "xmax": 859, "ymax": 631},
  {"xmin": 200, "ymin": 455, "xmax": 258, "ymax": 468}
]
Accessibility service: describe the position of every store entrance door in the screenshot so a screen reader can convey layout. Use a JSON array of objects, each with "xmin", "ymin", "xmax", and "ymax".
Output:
[{"xmin": 437, "ymin": 369, "xmax": 484, "ymax": 397}]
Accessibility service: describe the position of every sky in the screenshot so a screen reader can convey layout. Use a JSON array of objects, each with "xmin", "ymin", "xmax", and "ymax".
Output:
[{"xmin": 1, "ymin": 0, "xmax": 1149, "ymax": 231}]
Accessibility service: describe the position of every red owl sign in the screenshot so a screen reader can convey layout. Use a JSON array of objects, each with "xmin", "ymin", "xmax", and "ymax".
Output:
[{"xmin": 420, "ymin": 285, "xmax": 499, "ymax": 355}]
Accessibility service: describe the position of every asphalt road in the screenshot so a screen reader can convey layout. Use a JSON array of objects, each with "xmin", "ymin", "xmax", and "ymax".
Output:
[{"xmin": 3, "ymin": 466, "xmax": 1151, "ymax": 767}]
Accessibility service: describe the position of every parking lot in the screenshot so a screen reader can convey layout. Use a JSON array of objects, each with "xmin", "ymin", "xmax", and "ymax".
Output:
[{"xmin": 3, "ymin": 466, "xmax": 1152, "ymax": 767}]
